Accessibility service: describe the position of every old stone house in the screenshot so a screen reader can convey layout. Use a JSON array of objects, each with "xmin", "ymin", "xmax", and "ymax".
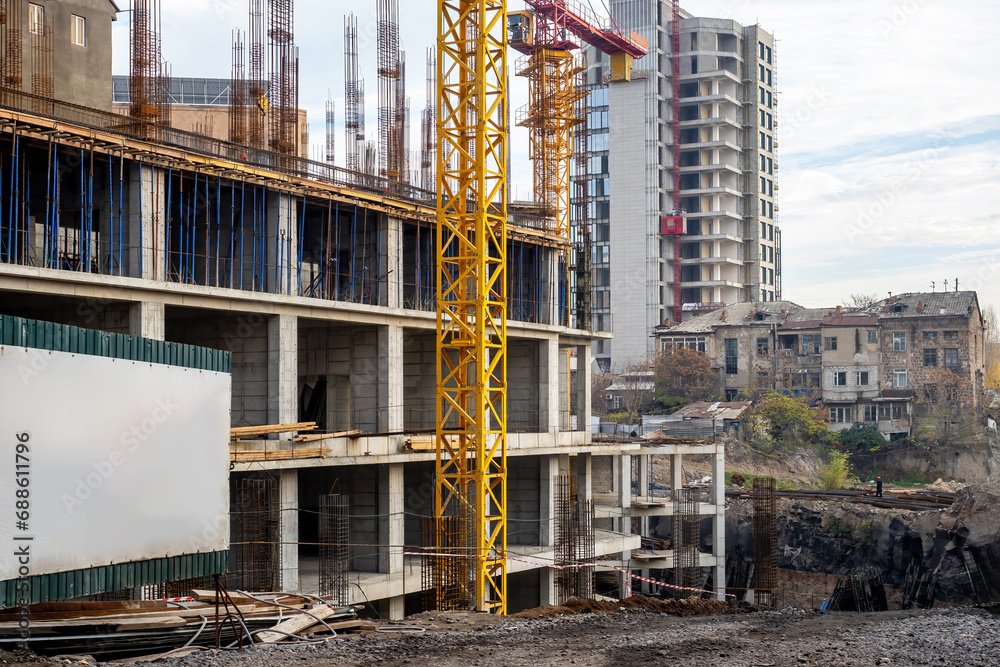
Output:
[{"xmin": 653, "ymin": 292, "xmax": 987, "ymax": 440}]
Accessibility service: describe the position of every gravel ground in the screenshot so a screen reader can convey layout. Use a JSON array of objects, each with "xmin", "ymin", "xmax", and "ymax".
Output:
[{"xmin": 4, "ymin": 606, "xmax": 999, "ymax": 666}]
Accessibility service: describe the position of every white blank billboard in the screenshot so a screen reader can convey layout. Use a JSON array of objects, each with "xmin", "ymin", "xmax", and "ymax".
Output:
[{"xmin": 0, "ymin": 347, "xmax": 230, "ymax": 581}]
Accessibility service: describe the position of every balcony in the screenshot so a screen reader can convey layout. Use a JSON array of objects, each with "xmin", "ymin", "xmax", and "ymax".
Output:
[
  {"xmin": 681, "ymin": 256, "xmax": 743, "ymax": 267},
  {"xmin": 680, "ymin": 185, "xmax": 743, "ymax": 198},
  {"xmin": 679, "ymin": 163, "xmax": 742, "ymax": 176},
  {"xmin": 677, "ymin": 139, "xmax": 742, "ymax": 153}
]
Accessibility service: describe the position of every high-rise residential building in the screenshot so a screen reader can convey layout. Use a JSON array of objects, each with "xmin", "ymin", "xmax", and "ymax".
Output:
[{"xmin": 575, "ymin": 3, "xmax": 780, "ymax": 372}]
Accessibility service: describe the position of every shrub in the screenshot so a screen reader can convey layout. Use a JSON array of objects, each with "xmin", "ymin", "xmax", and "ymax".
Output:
[
  {"xmin": 819, "ymin": 451, "xmax": 858, "ymax": 490},
  {"xmin": 836, "ymin": 423, "xmax": 885, "ymax": 453}
]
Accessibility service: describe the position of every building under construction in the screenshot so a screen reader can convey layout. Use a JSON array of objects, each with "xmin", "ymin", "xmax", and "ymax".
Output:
[{"xmin": 0, "ymin": 1, "xmax": 726, "ymax": 617}]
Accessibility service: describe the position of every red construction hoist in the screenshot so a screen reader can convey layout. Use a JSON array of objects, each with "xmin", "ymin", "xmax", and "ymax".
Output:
[{"xmin": 660, "ymin": 0, "xmax": 685, "ymax": 323}]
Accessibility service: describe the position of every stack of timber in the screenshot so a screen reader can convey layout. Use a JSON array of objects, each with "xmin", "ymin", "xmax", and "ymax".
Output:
[
  {"xmin": 230, "ymin": 422, "xmax": 318, "ymax": 440},
  {"xmin": 0, "ymin": 591, "xmax": 366, "ymax": 661}
]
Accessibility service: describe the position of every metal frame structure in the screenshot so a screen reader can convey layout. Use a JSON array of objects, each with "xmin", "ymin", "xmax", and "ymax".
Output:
[
  {"xmin": 318, "ymin": 493, "xmax": 349, "ymax": 604},
  {"xmin": 1, "ymin": 0, "xmax": 24, "ymax": 100},
  {"xmin": 129, "ymin": 0, "xmax": 167, "ymax": 137},
  {"xmin": 325, "ymin": 98, "xmax": 335, "ymax": 165},
  {"xmin": 267, "ymin": 0, "xmax": 298, "ymax": 158},
  {"xmin": 377, "ymin": 0, "xmax": 404, "ymax": 183},
  {"xmin": 434, "ymin": 0, "xmax": 508, "ymax": 615},
  {"xmin": 752, "ymin": 476, "xmax": 777, "ymax": 608},
  {"xmin": 229, "ymin": 29, "xmax": 248, "ymax": 145},
  {"xmin": 248, "ymin": 0, "xmax": 266, "ymax": 151}
]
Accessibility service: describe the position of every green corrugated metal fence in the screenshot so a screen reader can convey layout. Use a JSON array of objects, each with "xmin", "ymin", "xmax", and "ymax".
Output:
[{"xmin": 0, "ymin": 314, "xmax": 231, "ymax": 373}]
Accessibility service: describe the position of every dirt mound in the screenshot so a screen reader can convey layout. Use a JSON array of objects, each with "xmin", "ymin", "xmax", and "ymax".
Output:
[{"xmin": 514, "ymin": 594, "xmax": 749, "ymax": 619}]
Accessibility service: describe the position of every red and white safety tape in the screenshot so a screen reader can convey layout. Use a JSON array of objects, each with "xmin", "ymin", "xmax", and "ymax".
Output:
[{"xmin": 403, "ymin": 551, "xmax": 735, "ymax": 599}]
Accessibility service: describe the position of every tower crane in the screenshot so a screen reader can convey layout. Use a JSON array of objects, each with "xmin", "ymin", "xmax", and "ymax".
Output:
[{"xmin": 508, "ymin": 0, "xmax": 647, "ymax": 242}]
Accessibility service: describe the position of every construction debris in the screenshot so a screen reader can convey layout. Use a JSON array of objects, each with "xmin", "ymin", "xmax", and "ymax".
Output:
[
  {"xmin": 0, "ymin": 593, "xmax": 359, "ymax": 661},
  {"xmin": 230, "ymin": 422, "xmax": 318, "ymax": 439}
]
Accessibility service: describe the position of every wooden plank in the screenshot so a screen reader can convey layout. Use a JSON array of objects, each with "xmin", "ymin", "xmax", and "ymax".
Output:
[
  {"xmin": 405, "ymin": 435, "xmax": 436, "ymax": 451},
  {"xmin": 230, "ymin": 422, "xmax": 317, "ymax": 438},
  {"xmin": 254, "ymin": 605, "xmax": 339, "ymax": 644},
  {"xmin": 230, "ymin": 447, "xmax": 330, "ymax": 462},
  {"xmin": 190, "ymin": 589, "xmax": 258, "ymax": 604},
  {"xmin": 291, "ymin": 429, "xmax": 364, "ymax": 442},
  {"xmin": 299, "ymin": 618, "xmax": 364, "ymax": 635}
]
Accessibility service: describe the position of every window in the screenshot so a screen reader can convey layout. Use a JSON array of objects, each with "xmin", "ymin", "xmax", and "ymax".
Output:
[
  {"xmin": 662, "ymin": 336, "xmax": 707, "ymax": 353},
  {"xmin": 766, "ymin": 46, "xmax": 772, "ymax": 64},
  {"xmin": 800, "ymin": 334, "xmax": 821, "ymax": 355},
  {"xmin": 879, "ymin": 404, "xmax": 906, "ymax": 420},
  {"xmin": 944, "ymin": 348, "xmax": 959, "ymax": 368},
  {"xmin": 71, "ymin": 14, "xmax": 86, "ymax": 46},
  {"xmin": 893, "ymin": 332, "xmax": 906, "ymax": 351},
  {"xmin": 824, "ymin": 337, "xmax": 838, "ymax": 351},
  {"xmin": 725, "ymin": 338, "xmax": 738, "ymax": 374},
  {"xmin": 766, "ymin": 91, "xmax": 772, "ymax": 108},
  {"xmin": 923, "ymin": 331, "xmax": 937, "ymax": 342},
  {"xmin": 768, "ymin": 224, "xmax": 774, "ymax": 241},
  {"xmin": 867, "ymin": 330, "xmax": 878, "ymax": 345},
  {"xmin": 759, "ymin": 42, "xmax": 765, "ymax": 59},
  {"xmin": 856, "ymin": 371, "xmax": 870, "ymax": 386},
  {"xmin": 725, "ymin": 388, "xmax": 739, "ymax": 401},
  {"xmin": 944, "ymin": 330, "xmax": 958, "ymax": 340},
  {"xmin": 923, "ymin": 348, "xmax": 938, "ymax": 367},
  {"xmin": 29, "ymin": 3, "xmax": 43, "ymax": 35},
  {"xmin": 829, "ymin": 407, "xmax": 852, "ymax": 423},
  {"xmin": 759, "ymin": 64, "xmax": 765, "ymax": 80},
  {"xmin": 893, "ymin": 369, "xmax": 907, "ymax": 388},
  {"xmin": 759, "ymin": 87, "xmax": 765, "ymax": 104},
  {"xmin": 833, "ymin": 371, "xmax": 847, "ymax": 386},
  {"xmin": 757, "ymin": 337, "xmax": 769, "ymax": 355},
  {"xmin": 864, "ymin": 405, "xmax": 877, "ymax": 422},
  {"xmin": 768, "ymin": 268, "xmax": 774, "ymax": 285}
]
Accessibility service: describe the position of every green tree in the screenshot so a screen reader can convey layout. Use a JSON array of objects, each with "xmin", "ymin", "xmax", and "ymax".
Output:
[
  {"xmin": 819, "ymin": 451, "xmax": 858, "ymax": 490},
  {"xmin": 652, "ymin": 346, "xmax": 720, "ymax": 408},
  {"xmin": 742, "ymin": 391, "xmax": 831, "ymax": 448},
  {"xmin": 836, "ymin": 423, "xmax": 885, "ymax": 453}
]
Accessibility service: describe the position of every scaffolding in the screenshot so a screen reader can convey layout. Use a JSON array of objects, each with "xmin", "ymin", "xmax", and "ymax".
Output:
[
  {"xmin": 668, "ymin": 0, "xmax": 684, "ymax": 323},
  {"xmin": 229, "ymin": 29, "xmax": 248, "ymax": 145},
  {"xmin": 343, "ymin": 13, "xmax": 363, "ymax": 175},
  {"xmin": 434, "ymin": 0, "xmax": 508, "ymax": 615},
  {"xmin": 318, "ymin": 493, "xmax": 349, "ymax": 605},
  {"xmin": 248, "ymin": 0, "xmax": 266, "ymax": 150},
  {"xmin": 230, "ymin": 478, "xmax": 281, "ymax": 593},
  {"xmin": 377, "ymin": 0, "xmax": 404, "ymax": 183},
  {"xmin": 752, "ymin": 476, "xmax": 777, "ymax": 608},
  {"xmin": 555, "ymin": 475, "xmax": 595, "ymax": 601},
  {"xmin": 672, "ymin": 487, "xmax": 701, "ymax": 597},
  {"xmin": 267, "ymin": 0, "xmax": 298, "ymax": 159}
]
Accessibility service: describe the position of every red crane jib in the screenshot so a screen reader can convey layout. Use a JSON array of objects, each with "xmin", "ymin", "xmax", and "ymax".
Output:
[{"xmin": 521, "ymin": 0, "xmax": 648, "ymax": 57}]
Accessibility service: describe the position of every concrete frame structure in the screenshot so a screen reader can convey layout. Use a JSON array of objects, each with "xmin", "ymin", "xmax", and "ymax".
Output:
[
  {"xmin": 577, "ymin": 3, "xmax": 779, "ymax": 371},
  {"xmin": 0, "ymin": 76, "xmax": 727, "ymax": 617}
]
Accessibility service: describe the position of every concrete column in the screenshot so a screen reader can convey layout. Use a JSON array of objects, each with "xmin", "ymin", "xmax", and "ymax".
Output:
[
  {"xmin": 386, "ymin": 462, "xmax": 405, "ymax": 619},
  {"xmin": 576, "ymin": 344, "xmax": 592, "ymax": 434},
  {"xmin": 383, "ymin": 214, "xmax": 403, "ymax": 308},
  {"xmin": 618, "ymin": 453, "xmax": 632, "ymax": 599},
  {"xmin": 539, "ymin": 455, "xmax": 557, "ymax": 605},
  {"xmin": 539, "ymin": 338, "xmax": 560, "ymax": 434},
  {"xmin": 268, "ymin": 314, "xmax": 298, "ymax": 426},
  {"xmin": 712, "ymin": 448, "xmax": 726, "ymax": 601},
  {"xmin": 576, "ymin": 453, "xmax": 592, "ymax": 505},
  {"xmin": 279, "ymin": 469, "xmax": 299, "ymax": 592},
  {"xmin": 129, "ymin": 301, "xmax": 164, "ymax": 341},
  {"xmin": 127, "ymin": 162, "xmax": 166, "ymax": 281},
  {"xmin": 266, "ymin": 192, "xmax": 297, "ymax": 295},
  {"xmin": 378, "ymin": 325, "xmax": 404, "ymax": 432}
]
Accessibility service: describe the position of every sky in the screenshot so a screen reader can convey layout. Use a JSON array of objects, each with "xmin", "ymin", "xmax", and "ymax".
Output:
[{"xmin": 110, "ymin": 1, "xmax": 1000, "ymax": 312}]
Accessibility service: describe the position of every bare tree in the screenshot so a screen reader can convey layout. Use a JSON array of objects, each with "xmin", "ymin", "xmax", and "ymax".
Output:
[
  {"xmin": 612, "ymin": 356, "xmax": 655, "ymax": 422},
  {"xmin": 844, "ymin": 293, "xmax": 880, "ymax": 310},
  {"xmin": 591, "ymin": 371, "xmax": 614, "ymax": 416}
]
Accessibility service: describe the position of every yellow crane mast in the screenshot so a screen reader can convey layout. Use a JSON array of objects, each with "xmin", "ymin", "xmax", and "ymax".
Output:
[{"xmin": 434, "ymin": 0, "xmax": 509, "ymax": 614}]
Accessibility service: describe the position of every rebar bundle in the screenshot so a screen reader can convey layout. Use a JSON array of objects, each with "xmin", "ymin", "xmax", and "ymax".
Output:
[
  {"xmin": 672, "ymin": 487, "xmax": 700, "ymax": 598},
  {"xmin": 318, "ymin": 494, "xmax": 349, "ymax": 604},
  {"xmin": 419, "ymin": 48, "xmax": 436, "ymax": 191},
  {"xmin": 423, "ymin": 510, "xmax": 474, "ymax": 611},
  {"xmin": 325, "ymin": 98, "xmax": 335, "ymax": 166},
  {"xmin": 229, "ymin": 29, "xmax": 248, "ymax": 145},
  {"xmin": 555, "ymin": 475, "xmax": 595, "ymax": 602},
  {"xmin": 752, "ymin": 476, "xmax": 777, "ymax": 608},
  {"xmin": 1, "ymin": 0, "xmax": 24, "ymax": 97},
  {"xmin": 30, "ymin": 5, "xmax": 52, "ymax": 109},
  {"xmin": 129, "ymin": 0, "xmax": 168, "ymax": 132},
  {"xmin": 230, "ymin": 478, "xmax": 281, "ymax": 593},
  {"xmin": 248, "ymin": 0, "xmax": 266, "ymax": 150},
  {"xmin": 377, "ymin": 0, "xmax": 404, "ymax": 183},
  {"xmin": 267, "ymin": 0, "xmax": 298, "ymax": 158},
  {"xmin": 343, "ymin": 13, "xmax": 364, "ymax": 174}
]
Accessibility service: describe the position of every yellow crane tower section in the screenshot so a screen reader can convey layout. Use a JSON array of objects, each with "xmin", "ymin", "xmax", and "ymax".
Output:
[{"xmin": 435, "ymin": 0, "xmax": 509, "ymax": 614}]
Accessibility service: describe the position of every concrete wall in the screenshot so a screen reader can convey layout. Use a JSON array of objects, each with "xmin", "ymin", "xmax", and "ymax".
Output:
[
  {"xmin": 403, "ymin": 331, "xmax": 436, "ymax": 430},
  {"xmin": 508, "ymin": 457, "xmax": 541, "ymax": 547},
  {"xmin": 19, "ymin": 1, "xmax": 117, "ymax": 110},
  {"xmin": 509, "ymin": 340, "xmax": 541, "ymax": 431}
]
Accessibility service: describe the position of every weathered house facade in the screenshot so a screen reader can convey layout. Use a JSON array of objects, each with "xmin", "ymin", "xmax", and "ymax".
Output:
[{"xmin": 653, "ymin": 292, "xmax": 987, "ymax": 440}]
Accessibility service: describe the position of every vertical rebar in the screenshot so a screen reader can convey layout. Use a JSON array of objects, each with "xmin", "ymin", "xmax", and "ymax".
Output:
[
  {"xmin": 325, "ymin": 98, "xmax": 335, "ymax": 166},
  {"xmin": 129, "ymin": 0, "xmax": 167, "ymax": 137},
  {"xmin": 377, "ymin": 0, "xmax": 403, "ymax": 184},
  {"xmin": 555, "ymin": 475, "xmax": 595, "ymax": 602},
  {"xmin": 1, "ymin": 0, "xmax": 24, "ymax": 108},
  {"xmin": 752, "ymin": 476, "xmax": 777, "ymax": 608},
  {"xmin": 230, "ymin": 29, "xmax": 248, "ymax": 145},
  {"xmin": 344, "ymin": 13, "xmax": 363, "ymax": 175},
  {"xmin": 231, "ymin": 478, "xmax": 281, "ymax": 592},
  {"xmin": 419, "ymin": 48, "xmax": 436, "ymax": 192},
  {"xmin": 318, "ymin": 493, "xmax": 349, "ymax": 604},
  {"xmin": 267, "ymin": 0, "xmax": 298, "ymax": 160},
  {"xmin": 671, "ymin": 487, "xmax": 700, "ymax": 598},
  {"xmin": 29, "ymin": 3, "xmax": 52, "ymax": 112},
  {"xmin": 248, "ymin": 0, "xmax": 266, "ymax": 150}
]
